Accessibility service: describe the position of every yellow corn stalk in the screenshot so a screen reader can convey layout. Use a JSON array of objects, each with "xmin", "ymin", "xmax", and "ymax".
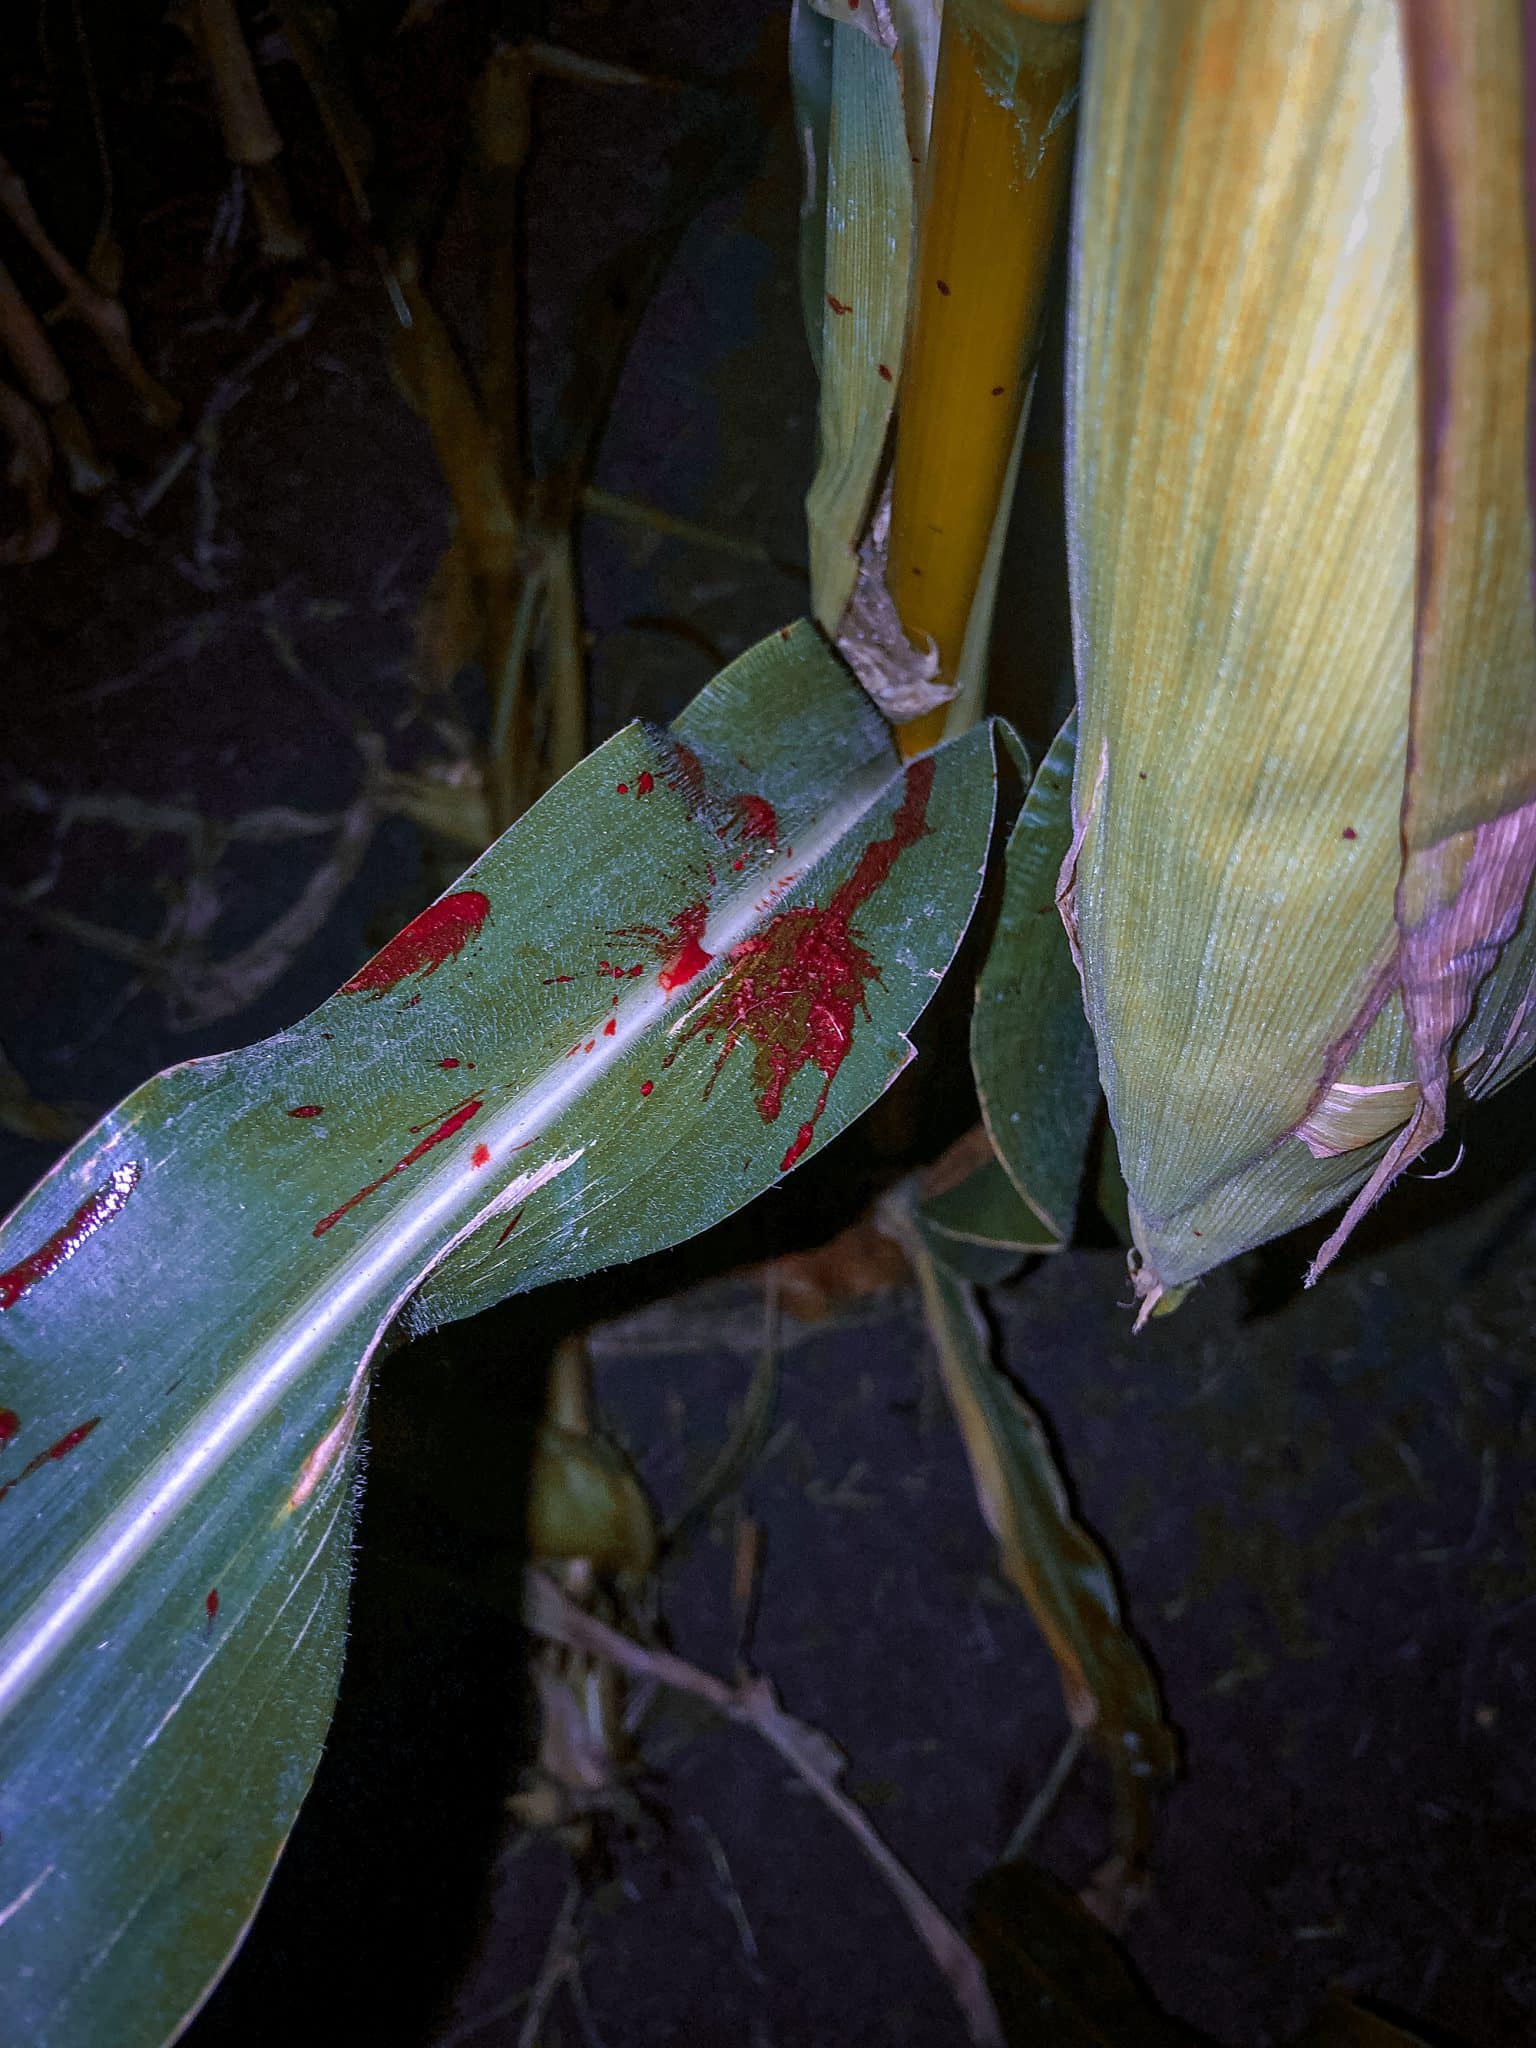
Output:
[
  {"xmin": 1061, "ymin": 0, "xmax": 1536, "ymax": 1318},
  {"xmin": 889, "ymin": 0, "xmax": 1084, "ymax": 757}
]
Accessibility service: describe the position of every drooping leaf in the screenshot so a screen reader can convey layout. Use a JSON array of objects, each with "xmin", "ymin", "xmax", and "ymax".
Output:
[
  {"xmin": 921, "ymin": 1152, "xmax": 1056, "ymax": 1286},
  {"xmin": 969, "ymin": 1859, "xmax": 1203, "ymax": 2048},
  {"xmin": 0, "ymin": 622, "xmax": 996, "ymax": 2046},
  {"xmin": 883, "ymin": 1181, "xmax": 1175, "ymax": 1869},
  {"xmin": 973, "ymin": 712, "xmax": 1099, "ymax": 1245}
]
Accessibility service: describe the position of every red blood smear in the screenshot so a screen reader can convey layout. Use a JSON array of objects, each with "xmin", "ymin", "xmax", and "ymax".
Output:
[
  {"xmin": 826, "ymin": 293, "xmax": 852, "ymax": 314},
  {"xmin": 658, "ymin": 902, "xmax": 714, "ymax": 992},
  {"xmin": 664, "ymin": 740, "xmax": 707, "ymax": 813},
  {"xmin": 2, "ymin": 1417, "xmax": 102, "ymax": 1504},
  {"xmin": 288, "ymin": 1105, "xmax": 325, "ymax": 1119},
  {"xmin": 495, "ymin": 1205, "xmax": 525, "ymax": 1247},
  {"xmin": 313, "ymin": 1098, "xmax": 483, "ymax": 1237},
  {"xmin": 640, "ymin": 1080, "xmax": 654, "ymax": 1098},
  {"xmin": 0, "ymin": 1162, "xmax": 141, "ymax": 1311},
  {"xmin": 439, "ymin": 1058, "xmax": 461, "ymax": 1069},
  {"xmin": 673, "ymin": 759, "xmax": 934, "ymax": 1172},
  {"xmin": 585, "ymin": 1040, "xmax": 596, "ymax": 1054},
  {"xmin": 602, "ymin": 1018, "xmax": 617, "ymax": 1037},
  {"xmin": 877, "ymin": 363, "xmax": 893, "ymax": 381},
  {"xmin": 616, "ymin": 782, "xmax": 629, "ymax": 795},
  {"xmin": 543, "ymin": 975, "xmax": 575, "ymax": 985},
  {"xmin": 1342, "ymin": 826, "xmax": 1358, "ymax": 841},
  {"xmin": 341, "ymin": 890, "xmax": 490, "ymax": 996},
  {"xmin": 471, "ymin": 1142, "xmax": 491, "ymax": 1168},
  {"xmin": 728, "ymin": 794, "xmax": 778, "ymax": 848},
  {"xmin": 636, "ymin": 771, "xmax": 655, "ymax": 796},
  {"xmin": 0, "ymin": 1409, "xmax": 18, "ymax": 1446},
  {"xmin": 206, "ymin": 1589, "xmax": 220, "ymax": 1623}
]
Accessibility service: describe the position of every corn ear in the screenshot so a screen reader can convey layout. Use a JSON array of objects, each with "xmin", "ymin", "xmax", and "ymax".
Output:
[{"xmin": 1063, "ymin": 0, "xmax": 1536, "ymax": 1315}]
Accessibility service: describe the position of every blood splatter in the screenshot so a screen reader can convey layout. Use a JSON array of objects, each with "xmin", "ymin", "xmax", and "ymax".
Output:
[
  {"xmin": 1342, "ymin": 826, "xmax": 1358, "ymax": 841},
  {"xmin": 471, "ymin": 1142, "xmax": 491, "ymax": 1168},
  {"xmin": 640, "ymin": 1080, "xmax": 654, "ymax": 1098},
  {"xmin": 636, "ymin": 771, "xmax": 655, "ymax": 797},
  {"xmin": 826, "ymin": 293, "xmax": 852, "ymax": 315},
  {"xmin": 671, "ymin": 759, "xmax": 934, "ymax": 1172},
  {"xmin": 495, "ymin": 1206, "xmax": 525, "ymax": 1247},
  {"xmin": 0, "ymin": 1410, "xmax": 18, "ymax": 1446},
  {"xmin": 603, "ymin": 1018, "xmax": 617, "ymax": 1037},
  {"xmin": 313, "ymin": 1097, "xmax": 483, "ymax": 1237},
  {"xmin": 0, "ymin": 1161, "xmax": 140, "ymax": 1312},
  {"xmin": 288, "ymin": 1105, "xmax": 325, "ymax": 1119},
  {"xmin": 936, "ymin": 278, "xmax": 951, "ymax": 295},
  {"xmin": 727, "ymin": 794, "xmax": 778, "ymax": 850},
  {"xmin": 439, "ymin": 1057, "xmax": 461, "ymax": 1070},
  {"xmin": 543, "ymin": 974, "xmax": 575, "ymax": 985},
  {"xmin": 341, "ymin": 890, "xmax": 491, "ymax": 997},
  {"xmin": 206, "ymin": 1589, "xmax": 220, "ymax": 1623},
  {"xmin": 616, "ymin": 782, "xmax": 629, "ymax": 795},
  {"xmin": 877, "ymin": 363, "xmax": 893, "ymax": 382},
  {"xmin": 991, "ymin": 385, "xmax": 1005, "ymax": 396}
]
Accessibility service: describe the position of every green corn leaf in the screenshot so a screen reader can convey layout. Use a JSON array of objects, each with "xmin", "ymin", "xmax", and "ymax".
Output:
[
  {"xmin": 0, "ymin": 621, "xmax": 996, "ymax": 2046},
  {"xmin": 883, "ymin": 1183, "xmax": 1175, "ymax": 1872},
  {"xmin": 972, "ymin": 713, "xmax": 1099, "ymax": 1246},
  {"xmin": 800, "ymin": 10, "xmax": 913, "ymax": 632}
]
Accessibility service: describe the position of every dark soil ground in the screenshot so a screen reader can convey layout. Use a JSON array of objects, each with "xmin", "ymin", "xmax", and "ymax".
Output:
[{"xmin": 1, "ymin": 5, "xmax": 1533, "ymax": 2046}]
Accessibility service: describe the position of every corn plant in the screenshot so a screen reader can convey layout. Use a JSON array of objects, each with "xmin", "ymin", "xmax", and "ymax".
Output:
[{"xmin": 2, "ymin": 1, "xmax": 1532, "ymax": 2042}]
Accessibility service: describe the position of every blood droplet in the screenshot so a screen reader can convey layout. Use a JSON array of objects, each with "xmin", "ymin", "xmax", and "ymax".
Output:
[
  {"xmin": 288, "ymin": 1105, "xmax": 324, "ymax": 1119},
  {"xmin": 640, "ymin": 1080, "xmax": 654, "ymax": 1097},
  {"xmin": 0, "ymin": 1162, "xmax": 140, "ymax": 1311},
  {"xmin": 826, "ymin": 293, "xmax": 852, "ymax": 315},
  {"xmin": 206, "ymin": 1588, "xmax": 220, "ymax": 1623},
  {"xmin": 471, "ymin": 1142, "xmax": 491, "ymax": 1168},
  {"xmin": 672, "ymin": 759, "xmax": 935, "ymax": 1172},
  {"xmin": 1342, "ymin": 826, "xmax": 1358, "ymax": 840},
  {"xmin": 877, "ymin": 363, "xmax": 893, "ymax": 382},
  {"xmin": 616, "ymin": 782, "xmax": 629, "ymax": 795},
  {"xmin": 636, "ymin": 771, "xmax": 655, "ymax": 797},
  {"xmin": 603, "ymin": 1018, "xmax": 617, "ymax": 1037},
  {"xmin": 0, "ymin": 1410, "xmax": 18, "ymax": 1446},
  {"xmin": 341, "ymin": 890, "xmax": 490, "ymax": 997},
  {"xmin": 936, "ymin": 278, "xmax": 951, "ymax": 295},
  {"xmin": 439, "ymin": 1057, "xmax": 461, "ymax": 1070},
  {"xmin": 313, "ymin": 1097, "xmax": 484, "ymax": 1237}
]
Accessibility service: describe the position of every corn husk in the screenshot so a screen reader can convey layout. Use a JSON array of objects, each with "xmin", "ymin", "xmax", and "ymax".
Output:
[{"xmin": 1062, "ymin": 0, "xmax": 1536, "ymax": 1317}]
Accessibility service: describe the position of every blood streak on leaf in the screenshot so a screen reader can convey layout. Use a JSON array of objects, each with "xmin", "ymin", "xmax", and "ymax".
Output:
[
  {"xmin": 439, "ymin": 1058, "xmax": 461, "ymax": 1069},
  {"xmin": 672, "ymin": 759, "xmax": 934, "ymax": 1172},
  {"xmin": 313, "ymin": 1098, "xmax": 483, "ymax": 1237},
  {"xmin": 206, "ymin": 1589, "xmax": 220, "ymax": 1623},
  {"xmin": 340, "ymin": 890, "xmax": 491, "ymax": 997},
  {"xmin": 0, "ymin": 1409, "xmax": 16, "ymax": 1445},
  {"xmin": 288, "ymin": 1105, "xmax": 324, "ymax": 1119},
  {"xmin": 0, "ymin": 1161, "xmax": 141, "ymax": 1311},
  {"xmin": 0, "ymin": 1416, "xmax": 102, "ymax": 1505},
  {"xmin": 826, "ymin": 293, "xmax": 852, "ymax": 314},
  {"xmin": 495, "ymin": 1205, "xmax": 525, "ymax": 1247}
]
